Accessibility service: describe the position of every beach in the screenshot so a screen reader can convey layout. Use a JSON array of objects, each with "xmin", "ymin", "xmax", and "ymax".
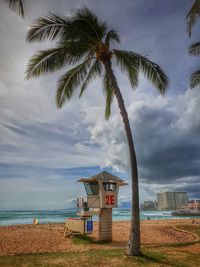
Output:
[{"xmin": 0, "ymin": 219, "xmax": 199, "ymax": 256}]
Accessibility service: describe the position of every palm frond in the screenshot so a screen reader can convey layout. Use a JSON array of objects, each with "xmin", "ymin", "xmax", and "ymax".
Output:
[
  {"xmin": 103, "ymin": 72, "xmax": 114, "ymax": 119},
  {"xmin": 5, "ymin": 0, "xmax": 24, "ymax": 18},
  {"xmin": 105, "ymin": 30, "xmax": 120, "ymax": 48},
  {"xmin": 52, "ymin": 6, "xmax": 108, "ymax": 49},
  {"xmin": 26, "ymin": 42, "xmax": 92, "ymax": 79},
  {"xmin": 56, "ymin": 60, "xmax": 90, "ymax": 108},
  {"xmin": 113, "ymin": 49, "xmax": 139, "ymax": 89},
  {"xmin": 139, "ymin": 55, "xmax": 168, "ymax": 94},
  {"xmin": 114, "ymin": 50, "xmax": 168, "ymax": 94},
  {"xmin": 79, "ymin": 60, "xmax": 102, "ymax": 97},
  {"xmin": 71, "ymin": 6, "xmax": 108, "ymax": 42},
  {"xmin": 189, "ymin": 69, "xmax": 200, "ymax": 88},
  {"xmin": 186, "ymin": 0, "xmax": 200, "ymax": 37},
  {"xmin": 59, "ymin": 41, "xmax": 91, "ymax": 64},
  {"xmin": 26, "ymin": 47, "xmax": 67, "ymax": 79},
  {"xmin": 27, "ymin": 8, "xmax": 106, "ymax": 49},
  {"xmin": 188, "ymin": 42, "xmax": 200, "ymax": 55},
  {"xmin": 27, "ymin": 13, "xmax": 69, "ymax": 42}
]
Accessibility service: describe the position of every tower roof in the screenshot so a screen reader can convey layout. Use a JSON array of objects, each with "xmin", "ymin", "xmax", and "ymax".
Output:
[{"xmin": 77, "ymin": 171, "xmax": 128, "ymax": 186}]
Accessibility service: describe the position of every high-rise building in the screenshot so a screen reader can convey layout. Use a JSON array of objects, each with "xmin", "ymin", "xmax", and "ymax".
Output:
[
  {"xmin": 140, "ymin": 200, "xmax": 157, "ymax": 210},
  {"xmin": 157, "ymin": 192, "xmax": 188, "ymax": 210}
]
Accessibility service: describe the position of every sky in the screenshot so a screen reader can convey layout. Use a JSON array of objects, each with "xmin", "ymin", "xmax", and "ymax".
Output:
[{"xmin": 0, "ymin": 0, "xmax": 200, "ymax": 210}]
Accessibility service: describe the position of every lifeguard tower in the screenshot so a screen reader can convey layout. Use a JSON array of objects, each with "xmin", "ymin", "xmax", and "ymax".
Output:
[{"xmin": 64, "ymin": 171, "xmax": 127, "ymax": 242}]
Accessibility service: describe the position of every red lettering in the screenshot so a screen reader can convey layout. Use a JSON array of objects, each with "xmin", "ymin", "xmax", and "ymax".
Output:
[
  {"xmin": 110, "ymin": 195, "xmax": 114, "ymax": 205},
  {"xmin": 105, "ymin": 195, "xmax": 110, "ymax": 205},
  {"xmin": 105, "ymin": 195, "xmax": 115, "ymax": 205}
]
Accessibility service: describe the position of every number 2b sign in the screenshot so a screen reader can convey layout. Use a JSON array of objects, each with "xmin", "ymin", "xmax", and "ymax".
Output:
[{"xmin": 105, "ymin": 195, "xmax": 115, "ymax": 206}]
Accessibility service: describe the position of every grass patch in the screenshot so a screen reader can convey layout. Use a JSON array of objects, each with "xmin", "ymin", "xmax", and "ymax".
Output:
[
  {"xmin": 150, "ymin": 240, "xmax": 199, "ymax": 248},
  {"xmin": 1, "ymin": 245, "xmax": 200, "ymax": 267},
  {"xmin": 1, "ymin": 226, "xmax": 200, "ymax": 267},
  {"xmin": 71, "ymin": 234, "xmax": 110, "ymax": 245},
  {"xmin": 71, "ymin": 234, "xmax": 93, "ymax": 244}
]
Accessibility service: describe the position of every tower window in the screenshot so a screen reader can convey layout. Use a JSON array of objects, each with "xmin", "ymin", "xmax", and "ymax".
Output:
[
  {"xmin": 84, "ymin": 182, "xmax": 99, "ymax": 195},
  {"xmin": 103, "ymin": 182, "xmax": 116, "ymax": 192}
]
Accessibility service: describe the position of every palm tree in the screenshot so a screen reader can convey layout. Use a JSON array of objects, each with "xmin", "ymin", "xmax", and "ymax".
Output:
[
  {"xmin": 186, "ymin": 0, "xmax": 200, "ymax": 88},
  {"xmin": 2, "ymin": 0, "xmax": 25, "ymax": 18},
  {"xmin": 26, "ymin": 7, "xmax": 168, "ymax": 256}
]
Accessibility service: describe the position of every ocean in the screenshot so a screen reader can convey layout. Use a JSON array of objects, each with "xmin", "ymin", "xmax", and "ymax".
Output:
[{"xmin": 1, "ymin": 209, "xmax": 200, "ymax": 226}]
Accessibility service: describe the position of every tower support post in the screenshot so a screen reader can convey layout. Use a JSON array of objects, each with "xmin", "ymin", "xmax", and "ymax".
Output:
[{"xmin": 99, "ymin": 208, "xmax": 112, "ymax": 241}]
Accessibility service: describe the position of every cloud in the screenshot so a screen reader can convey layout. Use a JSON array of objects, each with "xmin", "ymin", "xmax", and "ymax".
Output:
[
  {"xmin": 81, "ymin": 88, "xmax": 200, "ymax": 199},
  {"xmin": 0, "ymin": 165, "xmax": 104, "ymax": 210},
  {"xmin": 0, "ymin": 0, "xmax": 200, "ymax": 210}
]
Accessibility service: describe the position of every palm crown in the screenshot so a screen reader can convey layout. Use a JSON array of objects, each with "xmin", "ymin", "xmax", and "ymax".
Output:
[
  {"xmin": 26, "ymin": 7, "xmax": 168, "ymax": 119},
  {"xmin": 186, "ymin": 0, "xmax": 200, "ymax": 88}
]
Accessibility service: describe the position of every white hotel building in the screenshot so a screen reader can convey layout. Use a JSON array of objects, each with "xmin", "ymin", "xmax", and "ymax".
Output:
[{"xmin": 157, "ymin": 191, "xmax": 188, "ymax": 210}]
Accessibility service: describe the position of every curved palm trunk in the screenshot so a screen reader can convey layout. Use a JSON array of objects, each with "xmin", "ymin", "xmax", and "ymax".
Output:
[{"xmin": 104, "ymin": 60, "xmax": 141, "ymax": 256}]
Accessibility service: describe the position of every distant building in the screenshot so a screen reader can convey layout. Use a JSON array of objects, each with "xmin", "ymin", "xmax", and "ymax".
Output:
[
  {"xmin": 187, "ymin": 200, "xmax": 200, "ymax": 210},
  {"xmin": 157, "ymin": 192, "xmax": 188, "ymax": 210},
  {"xmin": 140, "ymin": 200, "xmax": 157, "ymax": 210}
]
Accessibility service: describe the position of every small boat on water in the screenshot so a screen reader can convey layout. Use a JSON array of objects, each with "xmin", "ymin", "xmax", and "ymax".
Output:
[{"xmin": 172, "ymin": 209, "xmax": 200, "ymax": 216}]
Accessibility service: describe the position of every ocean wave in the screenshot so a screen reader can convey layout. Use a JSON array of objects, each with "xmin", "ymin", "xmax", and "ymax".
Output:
[{"xmin": 1, "ymin": 209, "xmax": 200, "ymax": 226}]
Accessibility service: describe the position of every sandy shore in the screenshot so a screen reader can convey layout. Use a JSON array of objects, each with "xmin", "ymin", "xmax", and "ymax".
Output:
[{"xmin": 0, "ymin": 219, "xmax": 199, "ymax": 255}]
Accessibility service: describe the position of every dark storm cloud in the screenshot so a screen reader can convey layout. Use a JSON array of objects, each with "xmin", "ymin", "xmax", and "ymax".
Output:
[
  {"xmin": 133, "ymin": 90, "xmax": 200, "ymax": 188},
  {"xmin": 132, "ymin": 95, "xmax": 200, "ymax": 183}
]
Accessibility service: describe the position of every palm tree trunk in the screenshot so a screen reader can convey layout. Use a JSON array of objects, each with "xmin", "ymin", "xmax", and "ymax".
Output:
[{"xmin": 104, "ymin": 60, "xmax": 141, "ymax": 256}]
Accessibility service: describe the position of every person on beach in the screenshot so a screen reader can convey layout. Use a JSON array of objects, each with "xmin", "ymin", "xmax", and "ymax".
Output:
[{"xmin": 33, "ymin": 217, "xmax": 38, "ymax": 225}]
